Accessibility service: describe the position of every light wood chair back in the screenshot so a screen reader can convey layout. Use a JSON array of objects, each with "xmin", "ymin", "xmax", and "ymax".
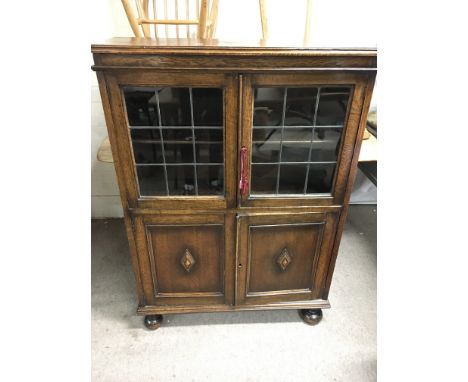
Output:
[
  {"xmin": 259, "ymin": 0, "xmax": 313, "ymax": 44},
  {"xmin": 121, "ymin": 0, "xmax": 219, "ymax": 39}
]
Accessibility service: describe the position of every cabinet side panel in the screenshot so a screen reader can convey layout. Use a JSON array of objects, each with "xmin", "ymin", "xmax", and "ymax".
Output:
[
  {"xmin": 322, "ymin": 75, "xmax": 376, "ymax": 299},
  {"xmin": 96, "ymin": 72, "xmax": 146, "ymax": 305},
  {"xmin": 331, "ymin": 81, "xmax": 367, "ymax": 203}
]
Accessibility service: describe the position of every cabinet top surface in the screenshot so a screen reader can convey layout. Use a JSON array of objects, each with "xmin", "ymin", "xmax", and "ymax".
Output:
[{"xmin": 91, "ymin": 38, "xmax": 377, "ymax": 57}]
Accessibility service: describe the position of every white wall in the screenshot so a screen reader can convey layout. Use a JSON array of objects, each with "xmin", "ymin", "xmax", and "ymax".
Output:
[
  {"xmin": 91, "ymin": 1, "xmax": 131, "ymax": 218},
  {"xmin": 91, "ymin": 0, "xmax": 377, "ymax": 217}
]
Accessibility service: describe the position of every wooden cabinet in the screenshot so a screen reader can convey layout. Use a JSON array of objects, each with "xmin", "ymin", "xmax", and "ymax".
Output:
[
  {"xmin": 92, "ymin": 38, "xmax": 376, "ymax": 329},
  {"xmin": 236, "ymin": 212, "xmax": 338, "ymax": 306},
  {"xmin": 133, "ymin": 213, "xmax": 232, "ymax": 307}
]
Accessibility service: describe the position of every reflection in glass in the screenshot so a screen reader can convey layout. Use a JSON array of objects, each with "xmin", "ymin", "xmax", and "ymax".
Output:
[
  {"xmin": 281, "ymin": 144, "xmax": 311, "ymax": 163},
  {"xmin": 306, "ymin": 163, "xmax": 336, "ymax": 193},
  {"xmin": 284, "ymin": 88, "xmax": 318, "ymax": 126},
  {"xmin": 158, "ymin": 88, "xmax": 191, "ymax": 126},
  {"xmin": 250, "ymin": 86, "xmax": 350, "ymax": 196},
  {"xmin": 253, "ymin": 88, "xmax": 284, "ymax": 127},
  {"xmin": 124, "ymin": 89, "xmax": 156, "ymax": 126},
  {"xmin": 251, "ymin": 165, "xmax": 277, "ymax": 194},
  {"xmin": 123, "ymin": 87, "xmax": 224, "ymax": 197},
  {"xmin": 317, "ymin": 87, "xmax": 350, "ymax": 126},
  {"xmin": 167, "ymin": 165, "xmax": 195, "ymax": 195},
  {"xmin": 196, "ymin": 143, "xmax": 223, "ymax": 164},
  {"xmin": 193, "ymin": 88, "xmax": 223, "ymax": 126},
  {"xmin": 278, "ymin": 165, "xmax": 308, "ymax": 194},
  {"xmin": 197, "ymin": 165, "xmax": 224, "ymax": 195},
  {"xmin": 137, "ymin": 166, "xmax": 167, "ymax": 196},
  {"xmin": 132, "ymin": 142, "xmax": 164, "ymax": 164},
  {"xmin": 308, "ymin": 128, "xmax": 342, "ymax": 162},
  {"xmin": 252, "ymin": 141, "xmax": 280, "ymax": 163}
]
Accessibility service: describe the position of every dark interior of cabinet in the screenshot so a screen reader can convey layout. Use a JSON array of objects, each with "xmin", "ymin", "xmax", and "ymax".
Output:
[
  {"xmin": 251, "ymin": 86, "xmax": 351, "ymax": 195},
  {"xmin": 124, "ymin": 87, "xmax": 225, "ymax": 196}
]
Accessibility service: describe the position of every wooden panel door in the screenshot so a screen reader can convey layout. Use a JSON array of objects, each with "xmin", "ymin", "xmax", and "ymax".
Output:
[
  {"xmin": 238, "ymin": 72, "xmax": 372, "ymax": 207},
  {"xmin": 236, "ymin": 212, "xmax": 339, "ymax": 305},
  {"xmin": 132, "ymin": 213, "xmax": 235, "ymax": 307},
  {"xmin": 105, "ymin": 71, "xmax": 238, "ymax": 210}
]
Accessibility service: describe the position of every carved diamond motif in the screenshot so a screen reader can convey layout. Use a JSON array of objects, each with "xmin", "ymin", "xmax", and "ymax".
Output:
[
  {"xmin": 180, "ymin": 248, "xmax": 196, "ymax": 273},
  {"xmin": 276, "ymin": 248, "xmax": 292, "ymax": 271}
]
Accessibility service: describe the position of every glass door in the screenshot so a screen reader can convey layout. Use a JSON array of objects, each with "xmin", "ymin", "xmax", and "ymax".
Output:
[
  {"xmin": 239, "ymin": 73, "xmax": 369, "ymax": 207},
  {"xmin": 124, "ymin": 87, "xmax": 224, "ymax": 197},
  {"xmin": 107, "ymin": 72, "xmax": 238, "ymax": 209}
]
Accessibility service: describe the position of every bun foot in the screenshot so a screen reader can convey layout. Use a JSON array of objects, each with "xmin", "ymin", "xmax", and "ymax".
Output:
[
  {"xmin": 144, "ymin": 314, "xmax": 163, "ymax": 330},
  {"xmin": 299, "ymin": 309, "xmax": 323, "ymax": 326}
]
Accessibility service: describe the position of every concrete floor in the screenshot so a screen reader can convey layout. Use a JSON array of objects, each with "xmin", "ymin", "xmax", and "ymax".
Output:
[{"xmin": 91, "ymin": 205, "xmax": 376, "ymax": 382}]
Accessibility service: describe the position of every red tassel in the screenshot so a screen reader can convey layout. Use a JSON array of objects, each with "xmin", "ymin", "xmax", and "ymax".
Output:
[{"xmin": 239, "ymin": 146, "xmax": 249, "ymax": 196}]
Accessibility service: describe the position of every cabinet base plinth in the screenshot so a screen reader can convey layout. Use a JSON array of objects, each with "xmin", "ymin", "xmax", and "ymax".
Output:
[
  {"xmin": 137, "ymin": 299, "xmax": 330, "ymax": 316},
  {"xmin": 299, "ymin": 308, "xmax": 323, "ymax": 326},
  {"xmin": 144, "ymin": 314, "xmax": 163, "ymax": 330}
]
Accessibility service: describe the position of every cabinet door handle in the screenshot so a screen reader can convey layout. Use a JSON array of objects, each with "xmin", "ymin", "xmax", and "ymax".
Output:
[
  {"xmin": 277, "ymin": 248, "xmax": 293, "ymax": 271},
  {"xmin": 180, "ymin": 248, "xmax": 196, "ymax": 273},
  {"xmin": 239, "ymin": 146, "xmax": 249, "ymax": 196}
]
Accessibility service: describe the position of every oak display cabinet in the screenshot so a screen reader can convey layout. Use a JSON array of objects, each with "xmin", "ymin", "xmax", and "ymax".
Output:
[{"xmin": 92, "ymin": 38, "xmax": 376, "ymax": 330}]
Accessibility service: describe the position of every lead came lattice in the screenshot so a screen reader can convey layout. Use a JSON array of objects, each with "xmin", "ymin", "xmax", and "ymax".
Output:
[
  {"xmin": 251, "ymin": 86, "xmax": 351, "ymax": 195},
  {"xmin": 123, "ymin": 87, "xmax": 225, "ymax": 196}
]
